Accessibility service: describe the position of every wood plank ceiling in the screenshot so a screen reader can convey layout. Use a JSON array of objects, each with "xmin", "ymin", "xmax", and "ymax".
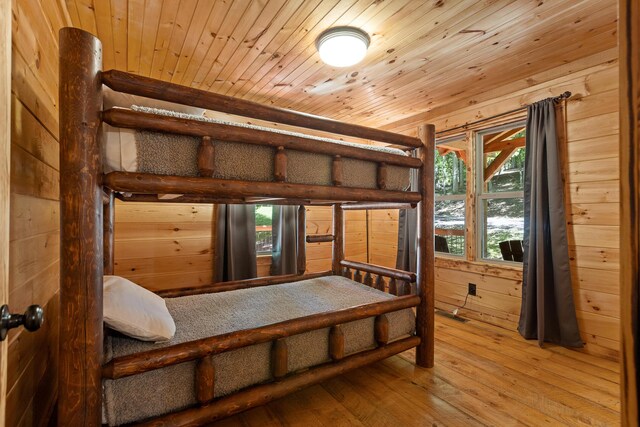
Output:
[{"xmin": 64, "ymin": 0, "xmax": 617, "ymax": 128}]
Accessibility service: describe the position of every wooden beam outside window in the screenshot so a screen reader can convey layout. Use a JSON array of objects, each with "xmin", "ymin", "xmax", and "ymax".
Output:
[{"xmin": 484, "ymin": 147, "xmax": 518, "ymax": 182}]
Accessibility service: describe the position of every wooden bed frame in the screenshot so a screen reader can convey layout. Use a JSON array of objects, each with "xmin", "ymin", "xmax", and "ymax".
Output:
[{"xmin": 58, "ymin": 28, "xmax": 435, "ymax": 426}]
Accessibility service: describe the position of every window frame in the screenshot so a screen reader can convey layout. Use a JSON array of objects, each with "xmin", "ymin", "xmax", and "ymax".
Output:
[
  {"xmin": 434, "ymin": 134, "xmax": 468, "ymax": 258},
  {"xmin": 474, "ymin": 121, "xmax": 527, "ymax": 265}
]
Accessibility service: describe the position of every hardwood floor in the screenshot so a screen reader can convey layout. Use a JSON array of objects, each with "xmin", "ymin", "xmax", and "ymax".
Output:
[{"xmin": 212, "ymin": 314, "xmax": 620, "ymax": 426}]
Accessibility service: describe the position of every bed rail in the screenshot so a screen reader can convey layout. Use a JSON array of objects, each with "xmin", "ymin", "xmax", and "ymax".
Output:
[
  {"xmin": 156, "ymin": 271, "xmax": 332, "ymax": 298},
  {"xmin": 306, "ymin": 234, "xmax": 335, "ymax": 243},
  {"xmin": 136, "ymin": 336, "xmax": 420, "ymax": 426},
  {"xmin": 112, "ymin": 193, "xmax": 331, "ymax": 205},
  {"xmin": 102, "ymin": 294, "xmax": 420, "ymax": 380},
  {"xmin": 103, "ymin": 172, "xmax": 423, "ymax": 204},
  {"xmin": 341, "ymin": 202, "xmax": 417, "ymax": 210},
  {"xmin": 102, "ymin": 108, "xmax": 422, "ymax": 168},
  {"xmin": 340, "ymin": 260, "xmax": 416, "ymax": 283},
  {"xmin": 340, "ymin": 259, "xmax": 417, "ymax": 296},
  {"xmin": 101, "ymin": 69, "xmax": 422, "ymax": 149}
]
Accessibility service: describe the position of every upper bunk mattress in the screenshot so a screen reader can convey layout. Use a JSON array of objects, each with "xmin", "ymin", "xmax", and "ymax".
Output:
[
  {"xmin": 103, "ymin": 276, "xmax": 415, "ymax": 426},
  {"xmin": 102, "ymin": 107, "xmax": 412, "ymax": 191}
]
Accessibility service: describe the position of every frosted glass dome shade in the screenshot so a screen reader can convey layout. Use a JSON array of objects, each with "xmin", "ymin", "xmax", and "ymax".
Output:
[{"xmin": 316, "ymin": 27, "xmax": 370, "ymax": 68}]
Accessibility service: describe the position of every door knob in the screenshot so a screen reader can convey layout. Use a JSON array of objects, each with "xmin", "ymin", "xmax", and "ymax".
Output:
[{"xmin": 0, "ymin": 304, "xmax": 44, "ymax": 341}]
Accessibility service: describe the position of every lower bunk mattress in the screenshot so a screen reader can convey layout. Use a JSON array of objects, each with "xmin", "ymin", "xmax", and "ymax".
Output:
[
  {"xmin": 102, "ymin": 107, "xmax": 412, "ymax": 191},
  {"xmin": 103, "ymin": 276, "xmax": 416, "ymax": 425}
]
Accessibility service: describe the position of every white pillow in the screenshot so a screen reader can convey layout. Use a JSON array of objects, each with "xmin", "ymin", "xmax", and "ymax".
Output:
[
  {"xmin": 103, "ymin": 87, "xmax": 206, "ymax": 116},
  {"xmin": 103, "ymin": 275, "xmax": 176, "ymax": 342}
]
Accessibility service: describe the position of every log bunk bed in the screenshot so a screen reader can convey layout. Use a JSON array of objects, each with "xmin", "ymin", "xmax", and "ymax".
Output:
[{"xmin": 58, "ymin": 28, "xmax": 435, "ymax": 426}]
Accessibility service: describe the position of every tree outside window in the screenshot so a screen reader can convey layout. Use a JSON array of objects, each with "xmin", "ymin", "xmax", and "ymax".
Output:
[
  {"xmin": 255, "ymin": 205, "xmax": 273, "ymax": 254},
  {"xmin": 434, "ymin": 135, "xmax": 467, "ymax": 256}
]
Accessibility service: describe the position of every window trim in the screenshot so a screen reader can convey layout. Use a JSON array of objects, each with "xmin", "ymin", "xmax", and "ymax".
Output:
[{"xmin": 474, "ymin": 121, "xmax": 526, "ymax": 264}]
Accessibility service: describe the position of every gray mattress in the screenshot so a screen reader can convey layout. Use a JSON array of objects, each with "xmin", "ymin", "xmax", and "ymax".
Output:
[
  {"xmin": 102, "ymin": 276, "xmax": 416, "ymax": 425},
  {"xmin": 103, "ymin": 106, "xmax": 412, "ymax": 190}
]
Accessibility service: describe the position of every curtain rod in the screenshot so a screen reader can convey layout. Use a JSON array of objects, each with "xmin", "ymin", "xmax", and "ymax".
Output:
[{"xmin": 436, "ymin": 91, "xmax": 572, "ymax": 135}]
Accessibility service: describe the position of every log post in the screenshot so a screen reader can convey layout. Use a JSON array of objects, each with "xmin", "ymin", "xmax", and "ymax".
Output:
[
  {"xmin": 274, "ymin": 146, "xmax": 287, "ymax": 182},
  {"xmin": 374, "ymin": 275, "xmax": 385, "ymax": 292},
  {"xmin": 272, "ymin": 338, "xmax": 288, "ymax": 379},
  {"xmin": 103, "ymin": 188, "xmax": 115, "ymax": 275},
  {"xmin": 363, "ymin": 272, "xmax": 373, "ymax": 287},
  {"xmin": 195, "ymin": 356, "xmax": 215, "ymax": 405},
  {"xmin": 620, "ymin": 1, "xmax": 640, "ymax": 422},
  {"xmin": 197, "ymin": 136, "xmax": 215, "ymax": 177},
  {"xmin": 297, "ymin": 205, "xmax": 306, "ymax": 275},
  {"xmin": 403, "ymin": 282, "xmax": 412, "ymax": 296},
  {"xmin": 389, "ymin": 278, "xmax": 398, "ymax": 296},
  {"xmin": 354, "ymin": 270, "xmax": 363, "ymax": 284},
  {"xmin": 416, "ymin": 124, "xmax": 435, "ymax": 368},
  {"xmin": 374, "ymin": 315, "xmax": 389, "ymax": 346},
  {"xmin": 329, "ymin": 325, "xmax": 345, "ymax": 361},
  {"xmin": 59, "ymin": 27, "xmax": 104, "ymax": 426},
  {"xmin": 332, "ymin": 155, "xmax": 343, "ymax": 186},
  {"xmin": 331, "ymin": 204, "xmax": 344, "ymax": 275},
  {"xmin": 377, "ymin": 162, "xmax": 387, "ymax": 190}
]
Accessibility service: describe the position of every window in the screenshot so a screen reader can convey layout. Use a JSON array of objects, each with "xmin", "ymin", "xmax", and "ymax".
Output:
[
  {"xmin": 255, "ymin": 205, "xmax": 273, "ymax": 254},
  {"xmin": 476, "ymin": 122, "xmax": 526, "ymax": 262},
  {"xmin": 434, "ymin": 135, "xmax": 467, "ymax": 256}
]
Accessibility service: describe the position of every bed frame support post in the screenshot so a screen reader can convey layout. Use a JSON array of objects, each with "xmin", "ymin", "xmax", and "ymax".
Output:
[
  {"xmin": 374, "ymin": 314, "xmax": 389, "ymax": 346},
  {"xmin": 272, "ymin": 338, "xmax": 288, "ymax": 379},
  {"xmin": 354, "ymin": 270, "xmax": 363, "ymax": 283},
  {"xmin": 274, "ymin": 146, "xmax": 287, "ymax": 182},
  {"xmin": 416, "ymin": 124, "xmax": 435, "ymax": 368},
  {"xmin": 58, "ymin": 27, "xmax": 104, "ymax": 426},
  {"xmin": 198, "ymin": 136, "xmax": 215, "ymax": 177},
  {"xmin": 297, "ymin": 205, "xmax": 306, "ymax": 275},
  {"xmin": 389, "ymin": 278, "xmax": 398, "ymax": 296},
  {"xmin": 332, "ymin": 155, "xmax": 343, "ymax": 186},
  {"xmin": 377, "ymin": 162, "xmax": 387, "ymax": 190},
  {"xmin": 195, "ymin": 356, "xmax": 215, "ymax": 404},
  {"xmin": 332, "ymin": 204, "xmax": 344, "ymax": 275},
  {"xmin": 329, "ymin": 325, "xmax": 345, "ymax": 360},
  {"xmin": 104, "ymin": 188, "xmax": 115, "ymax": 275}
]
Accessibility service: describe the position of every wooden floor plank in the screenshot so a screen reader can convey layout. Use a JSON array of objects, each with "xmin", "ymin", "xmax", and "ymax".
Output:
[
  {"xmin": 435, "ymin": 321, "xmax": 620, "ymax": 400},
  {"xmin": 346, "ymin": 362, "xmax": 482, "ymax": 426},
  {"xmin": 443, "ymin": 315, "xmax": 621, "ymax": 383},
  {"xmin": 210, "ymin": 316, "xmax": 620, "ymax": 426},
  {"xmin": 462, "ymin": 313, "xmax": 621, "ymax": 372},
  {"xmin": 381, "ymin": 356, "xmax": 560, "ymax": 426}
]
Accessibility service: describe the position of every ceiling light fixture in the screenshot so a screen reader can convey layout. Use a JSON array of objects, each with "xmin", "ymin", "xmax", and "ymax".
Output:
[{"xmin": 316, "ymin": 26, "xmax": 370, "ymax": 68}]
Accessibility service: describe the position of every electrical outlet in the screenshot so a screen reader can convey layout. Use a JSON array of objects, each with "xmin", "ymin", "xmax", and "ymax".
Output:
[{"xmin": 468, "ymin": 283, "xmax": 477, "ymax": 296}]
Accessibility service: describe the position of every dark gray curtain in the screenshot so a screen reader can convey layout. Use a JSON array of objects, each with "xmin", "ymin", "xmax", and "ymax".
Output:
[
  {"xmin": 518, "ymin": 98, "xmax": 583, "ymax": 348},
  {"xmin": 271, "ymin": 205, "xmax": 298, "ymax": 275},
  {"xmin": 396, "ymin": 162, "xmax": 419, "ymax": 273},
  {"xmin": 214, "ymin": 205, "xmax": 257, "ymax": 282}
]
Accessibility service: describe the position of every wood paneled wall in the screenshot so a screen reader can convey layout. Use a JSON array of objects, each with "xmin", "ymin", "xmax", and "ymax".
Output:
[
  {"xmin": 378, "ymin": 50, "xmax": 620, "ymax": 360},
  {"xmin": 8, "ymin": 1, "xmax": 70, "ymax": 425},
  {"xmin": 368, "ymin": 210, "xmax": 399, "ymax": 268},
  {"xmin": 112, "ymin": 204, "xmax": 368, "ymax": 289},
  {"xmin": 306, "ymin": 207, "xmax": 367, "ymax": 272},
  {"xmin": 113, "ymin": 201, "xmax": 216, "ymax": 292}
]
